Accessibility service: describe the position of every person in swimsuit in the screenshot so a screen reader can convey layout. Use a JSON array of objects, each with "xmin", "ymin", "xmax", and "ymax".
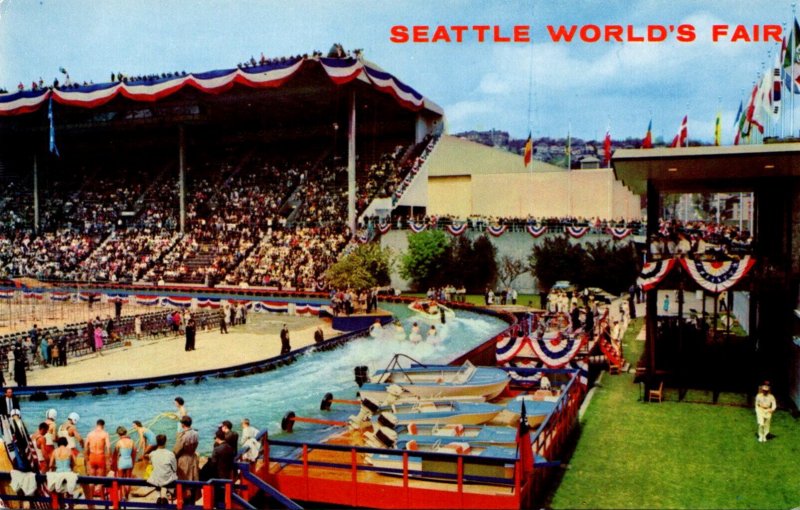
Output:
[
  {"xmin": 58, "ymin": 413, "xmax": 83, "ymax": 458},
  {"xmin": 43, "ymin": 409, "xmax": 58, "ymax": 464},
  {"xmin": 113, "ymin": 427, "xmax": 136, "ymax": 501},
  {"xmin": 31, "ymin": 422, "xmax": 49, "ymax": 472},
  {"xmin": 132, "ymin": 420, "xmax": 157, "ymax": 459},
  {"xmin": 85, "ymin": 419, "xmax": 111, "ymax": 497},
  {"xmin": 50, "ymin": 436, "xmax": 75, "ymax": 473}
]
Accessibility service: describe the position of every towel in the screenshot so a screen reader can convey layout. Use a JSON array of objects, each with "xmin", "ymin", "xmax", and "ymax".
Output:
[
  {"xmin": 45, "ymin": 471, "xmax": 79, "ymax": 495},
  {"xmin": 10, "ymin": 470, "xmax": 37, "ymax": 496}
]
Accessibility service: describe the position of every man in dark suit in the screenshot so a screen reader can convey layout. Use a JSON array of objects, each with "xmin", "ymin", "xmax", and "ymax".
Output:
[{"xmin": 0, "ymin": 388, "xmax": 20, "ymax": 416}]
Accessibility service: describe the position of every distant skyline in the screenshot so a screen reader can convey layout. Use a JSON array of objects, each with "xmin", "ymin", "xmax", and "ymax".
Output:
[{"xmin": 0, "ymin": 0, "xmax": 794, "ymax": 142}]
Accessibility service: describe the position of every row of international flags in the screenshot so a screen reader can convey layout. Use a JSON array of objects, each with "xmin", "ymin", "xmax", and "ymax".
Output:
[{"xmin": 521, "ymin": 19, "xmax": 800, "ymax": 169}]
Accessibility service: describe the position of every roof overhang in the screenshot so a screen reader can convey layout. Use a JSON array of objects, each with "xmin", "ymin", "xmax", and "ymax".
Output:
[{"xmin": 612, "ymin": 143, "xmax": 800, "ymax": 195}]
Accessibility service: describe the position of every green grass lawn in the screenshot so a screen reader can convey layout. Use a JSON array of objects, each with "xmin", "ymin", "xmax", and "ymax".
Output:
[{"xmin": 551, "ymin": 318, "xmax": 800, "ymax": 509}]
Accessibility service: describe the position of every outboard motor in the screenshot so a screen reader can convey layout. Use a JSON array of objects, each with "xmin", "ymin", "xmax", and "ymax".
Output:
[
  {"xmin": 364, "ymin": 426, "xmax": 398, "ymax": 449},
  {"xmin": 377, "ymin": 411, "xmax": 398, "ymax": 429},
  {"xmin": 354, "ymin": 366, "xmax": 370, "ymax": 387},
  {"xmin": 348, "ymin": 397, "xmax": 380, "ymax": 431}
]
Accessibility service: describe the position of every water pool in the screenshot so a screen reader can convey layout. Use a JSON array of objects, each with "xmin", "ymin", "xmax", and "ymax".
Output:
[{"xmin": 21, "ymin": 304, "xmax": 507, "ymax": 454}]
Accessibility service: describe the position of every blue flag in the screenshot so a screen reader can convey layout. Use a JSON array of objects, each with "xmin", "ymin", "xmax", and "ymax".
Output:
[{"xmin": 48, "ymin": 97, "xmax": 59, "ymax": 157}]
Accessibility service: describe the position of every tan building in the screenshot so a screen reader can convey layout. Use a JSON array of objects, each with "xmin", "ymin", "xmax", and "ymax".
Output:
[{"xmin": 425, "ymin": 135, "xmax": 641, "ymax": 220}]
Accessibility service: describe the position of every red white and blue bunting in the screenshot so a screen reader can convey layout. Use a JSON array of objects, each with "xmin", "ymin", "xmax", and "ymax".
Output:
[
  {"xmin": 526, "ymin": 224, "xmax": 548, "ymax": 238},
  {"xmin": 407, "ymin": 220, "xmax": 427, "ymax": 233},
  {"xmin": 377, "ymin": 221, "xmax": 391, "ymax": 235},
  {"xmin": 487, "ymin": 225, "xmax": 508, "ymax": 237},
  {"xmin": 135, "ymin": 295, "xmax": 161, "ymax": 306},
  {"xmin": 679, "ymin": 256, "xmax": 755, "ymax": 294},
  {"xmin": 197, "ymin": 297, "xmax": 222, "ymax": 309},
  {"xmin": 23, "ymin": 291, "xmax": 43, "ymax": 300},
  {"xmin": 0, "ymin": 57, "xmax": 426, "ymax": 116},
  {"xmin": 503, "ymin": 359, "xmax": 589, "ymax": 387},
  {"xmin": 0, "ymin": 290, "xmax": 13, "ymax": 299},
  {"xmin": 295, "ymin": 303, "xmax": 323, "ymax": 316},
  {"xmin": 565, "ymin": 226, "xmax": 591, "ymax": 238},
  {"xmin": 106, "ymin": 293, "xmax": 129, "ymax": 303},
  {"xmin": 530, "ymin": 333, "xmax": 585, "ymax": 368},
  {"xmin": 250, "ymin": 301, "xmax": 289, "ymax": 313},
  {"xmin": 446, "ymin": 223, "xmax": 468, "ymax": 236},
  {"xmin": 48, "ymin": 292, "xmax": 72, "ymax": 302},
  {"xmin": 607, "ymin": 227, "xmax": 633, "ymax": 240},
  {"xmin": 637, "ymin": 258, "xmax": 677, "ymax": 291},
  {"xmin": 162, "ymin": 296, "xmax": 193, "ymax": 308}
]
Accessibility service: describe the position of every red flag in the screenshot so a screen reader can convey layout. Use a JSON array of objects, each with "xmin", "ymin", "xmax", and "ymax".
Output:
[
  {"xmin": 642, "ymin": 120, "xmax": 653, "ymax": 149},
  {"xmin": 670, "ymin": 115, "xmax": 688, "ymax": 147},
  {"xmin": 523, "ymin": 133, "xmax": 532, "ymax": 167},
  {"xmin": 745, "ymin": 83, "xmax": 764, "ymax": 134},
  {"xmin": 603, "ymin": 129, "xmax": 612, "ymax": 166}
]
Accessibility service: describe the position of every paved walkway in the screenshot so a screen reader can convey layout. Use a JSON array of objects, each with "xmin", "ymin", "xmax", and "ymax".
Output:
[{"xmin": 22, "ymin": 315, "xmax": 340, "ymax": 386}]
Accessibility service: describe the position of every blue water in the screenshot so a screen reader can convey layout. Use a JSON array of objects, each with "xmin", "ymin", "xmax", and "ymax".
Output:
[{"xmin": 21, "ymin": 304, "xmax": 506, "ymax": 454}]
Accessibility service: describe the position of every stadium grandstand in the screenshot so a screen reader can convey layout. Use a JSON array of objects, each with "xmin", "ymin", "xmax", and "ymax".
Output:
[{"xmin": 0, "ymin": 49, "xmax": 445, "ymax": 288}]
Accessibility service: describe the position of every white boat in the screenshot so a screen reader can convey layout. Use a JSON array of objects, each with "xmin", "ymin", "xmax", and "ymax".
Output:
[
  {"xmin": 375, "ymin": 400, "xmax": 503, "ymax": 426},
  {"xmin": 408, "ymin": 299, "xmax": 455, "ymax": 321},
  {"xmin": 357, "ymin": 354, "xmax": 510, "ymax": 403}
]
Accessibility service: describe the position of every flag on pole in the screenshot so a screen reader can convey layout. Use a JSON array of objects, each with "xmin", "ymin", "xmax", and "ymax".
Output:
[
  {"xmin": 782, "ymin": 19, "xmax": 800, "ymax": 94},
  {"xmin": 745, "ymin": 83, "xmax": 764, "ymax": 135},
  {"xmin": 670, "ymin": 115, "xmax": 688, "ymax": 148},
  {"xmin": 523, "ymin": 132, "xmax": 532, "ymax": 168},
  {"xmin": 642, "ymin": 119, "xmax": 653, "ymax": 148},
  {"xmin": 714, "ymin": 112, "xmax": 721, "ymax": 146},
  {"xmin": 565, "ymin": 129, "xmax": 571, "ymax": 169},
  {"xmin": 733, "ymin": 100, "xmax": 743, "ymax": 145},
  {"xmin": 771, "ymin": 51, "xmax": 782, "ymax": 119},
  {"xmin": 48, "ymin": 97, "xmax": 59, "ymax": 157},
  {"xmin": 603, "ymin": 127, "xmax": 612, "ymax": 167}
]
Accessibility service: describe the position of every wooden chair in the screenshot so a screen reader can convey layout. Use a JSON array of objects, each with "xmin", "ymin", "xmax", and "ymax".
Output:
[
  {"xmin": 608, "ymin": 364, "xmax": 620, "ymax": 375},
  {"xmin": 648, "ymin": 381, "xmax": 665, "ymax": 403}
]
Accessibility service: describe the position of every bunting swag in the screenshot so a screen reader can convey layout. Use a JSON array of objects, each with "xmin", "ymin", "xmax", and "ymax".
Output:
[
  {"xmin": 295, "ymin": 303, "xmax": 323, "ymax": 316},
  {"xmin": 0, "ymin": 290, "xmax": 13, "ymax": 299},
  {"xmin": 407, "ymin": 220, "xmax": 427, "ymax": 233},
  {"xmin": 607, "ymin": 227, "xmax": 633, "ymax": 240},
  {"xmin": 106, "ymin": 293, "xmax": 129, "ymax": 303},
  {"xmin": 487, "ymin": 225, "xmax": 508, "ymax": 237},
  {"xmin": 162, "ymin": 296, "xmax": 193, "ymax": 308},
  {"xmin": 251, "ymin": 301, "xmax": 289, "ymax": 313},
  {"xmin": 496, "ymin": 335, "xmax": 536, "ymax": 363},
  {"xmin": 565, "ymin": 226, "xmax": 590, "ymax": 238},
  {"xmin": 446, "ymin": 223, "xmax": 468, "ymax": 236},
  {"xmin": 135, "ymin": 295, "xmax": 161, "ymax": 306},
  {"xmin": 377, "ymin": 221, "xmax": 391, "ymax": 235},
  {"xmin": 637, "ymin": 258, "xmax": 676, "ymax": 291},
  {"xmin": 526, "ymin": 224, "xmax": 547, "ymax": 238},
  {"xmin": 23, "ymin": 291, "xmax": 43, "ymax": 300},
  {"xmin": 197, "ymin": 297, "xmax": 222, "ymax": 308},
  {"xmin": 503, "ymin": 359, "xmax": 589, "ymax": 388},
  {"xmin": 0, "ymin": 57, "xmax": 426, "ymax": 116},
  {"xmin": 679, "ymin": 256, "xmax": 755, "ymax": 293},
  {"xmin": 530, "ymin": 333, "xmax": 585, "ymax": 368}
]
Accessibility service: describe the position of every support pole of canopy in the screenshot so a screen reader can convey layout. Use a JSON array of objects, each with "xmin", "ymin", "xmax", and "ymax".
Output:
[
  {"xmin": 347, "ymin": 89, "xmax": 357, "ymax": 236},
  {"xmin": 179, "ymin": 125, "xmax": 186, "ymax": 235},
  {"xmin": 33, "ymin": 154, "xmax": 39, "ymax": 232},
  {"xmin": 645, "ymin": 180, "xmax": 660, "ymax": 390}
]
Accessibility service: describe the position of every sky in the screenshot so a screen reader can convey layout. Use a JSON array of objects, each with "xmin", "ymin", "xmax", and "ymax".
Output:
[{"xmin": 0, "ymin": 0, "xmax": 794, "ymax": 143}]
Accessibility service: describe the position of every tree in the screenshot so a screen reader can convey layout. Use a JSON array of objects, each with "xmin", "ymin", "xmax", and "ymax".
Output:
[
  {"xmin": 325, "ymin": 243, "xmax": 393, "ymax": 290},
  {"xmin": 529, "ymin": 236, "xmax": 587, "ymax": 292},
  {"xmin": 498, "ymin": 255, "xmax": 526, "ymax": 289},
  {"xmin": 400, "ymin": 230, "xmax": 450, "ymax": 291},
  {"xmin": 470, "ymin": 235, "xmax": 498, "ymax": 292}
]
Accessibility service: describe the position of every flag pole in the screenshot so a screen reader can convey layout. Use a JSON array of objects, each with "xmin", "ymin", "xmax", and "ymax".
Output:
[{"xmin": 793, "ymin": 3, "xmax": 796, "ymax": 137}]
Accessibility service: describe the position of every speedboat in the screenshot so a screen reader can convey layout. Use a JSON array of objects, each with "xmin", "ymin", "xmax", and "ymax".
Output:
[
  {"xmin": 364, "ymin": 440, "xmax": 524, "ymax": 481},
  {"xmin": 357, "ymin": 354, "xmax": 510, "ymax": 403},
  {"xmin": 376, "ymin": 400, "xmax": 503, "ymax": 426},
  {"xmin": 396, "ymin": 422, "xmax": 518, "ymax": 447},
  {"xmin": 408, "ymin": 299, "xmax": 455, "ymax": 321}
]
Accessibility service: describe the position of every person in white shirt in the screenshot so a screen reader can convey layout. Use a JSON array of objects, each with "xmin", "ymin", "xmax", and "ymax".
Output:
[{"xmin": 755, "ymin": 383, "xmax": 777, "ymax": 443}]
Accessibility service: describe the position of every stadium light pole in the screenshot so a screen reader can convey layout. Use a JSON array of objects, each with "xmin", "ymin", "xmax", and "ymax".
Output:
[{"xmin": 347, "ymin": 90, "xmax": 357, "ymax": 235}]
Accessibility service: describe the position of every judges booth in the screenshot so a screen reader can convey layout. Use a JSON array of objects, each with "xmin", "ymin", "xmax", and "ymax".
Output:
[{"xmin": 613, "ymin": 143, "xmax": 800, "ymax": 404}]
